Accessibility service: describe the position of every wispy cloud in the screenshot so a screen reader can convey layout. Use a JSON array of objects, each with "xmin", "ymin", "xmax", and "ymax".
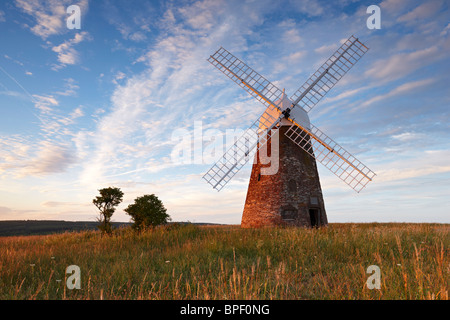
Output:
[
  {"xmin": 79, "ymin": 0, "xmax": 278, "ymax": 188},
  {"xmin": 360, "ymin": 78, "xmax": 435, "ymax": 108},
  {"xmin": 51, "ymin": 31, "xmax": 92, "ymax": 69},
  {"xmin": 314, "ymin": 43, "xmax": 338, "ymax": 55},
  {"xmin": 397, "ymin": 0, "xmax": 443, "ymax": 23},
  {"xmin": 32, "ymin": 94, "xmax": 58, "ymax": 114},
  {"xmin": 54, "ymin": 78, "xmax": 79, "ymax": 96},
  {"xmin": 0, "ymin": 136, "xmax": 31, "ymax": 174},
  {"xmin": 19, "ymin": 141, "xmax": 75, "ymax": 177},
  {"xmin": 374, "ymin": 149, "xmax": 450, "ymax": 183},
  {"xmin": 365, "ymin": 46, "xmax": 440, "ymax": 83},
  {"xmin": 0, "ymin": 138, "xmax": 75, "ymax": 178}
]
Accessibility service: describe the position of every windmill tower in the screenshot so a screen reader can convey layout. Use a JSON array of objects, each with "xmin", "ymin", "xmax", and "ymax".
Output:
[{"xmin": 203, "ymin": 35, "xmax": 376, "ymax": 228}]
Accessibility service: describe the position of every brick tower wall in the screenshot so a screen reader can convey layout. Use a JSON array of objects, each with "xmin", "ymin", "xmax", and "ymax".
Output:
[{"xmin": 241, "ymin": 126, "xmax": 328, "ymax": 228}]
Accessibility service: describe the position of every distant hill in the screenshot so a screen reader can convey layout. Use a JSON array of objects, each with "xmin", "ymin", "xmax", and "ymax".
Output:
[
  {"xmin": 0, "ymin": 220, "xmax": 223, "ymax": 237},
  {"xmin": 0, "ymin": 220, "xmax": 132, "ymax": 237}
]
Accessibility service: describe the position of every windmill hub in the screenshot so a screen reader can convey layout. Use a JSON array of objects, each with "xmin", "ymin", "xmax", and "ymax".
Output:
[{"xmin": 260, "ymin": 93, "xmax": 311, "ymax": 130}]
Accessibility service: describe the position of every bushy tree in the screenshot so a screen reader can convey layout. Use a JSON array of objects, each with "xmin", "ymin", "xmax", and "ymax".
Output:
[
  {"xmin": 93, "ymin": 187, "xmax": 124, "ymax": 235},
  {"xmin": 124, "ymin": 194, "xmax": 170, "ymax": 232}
]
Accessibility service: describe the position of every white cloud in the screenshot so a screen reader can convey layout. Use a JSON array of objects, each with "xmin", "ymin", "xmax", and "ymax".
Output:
[
  {"xmin": 360, "ymin": 78, "xmax": 435, "ymax": 108},
  {"xmin": 55, "ymin": 78, "xmax": 79, "ymax": 96},
  {"xmin": 285, "ymin": 51, "xmax": 307, "ymax": 64},
  {"xmin": 112, "ymin": 71, "xmax": 126, "ymax": 85},
  {"xmin": 0, "ymin": 136, "xmax": 31, "ymax": 174},
  {"xmin": 15, "ymin": 0, "xmax": 89, "ymax": 39},
  {"xmin": 4, "ymin": 54, "xmax": 23, "ymax": 66},
  {"xmin": 323, "ymin": 86, "xmax": 369, "ymax": 105},
  {"xmin": 441, "ymin": 23, "xmax": 450, "ymax": 36},
  {"xmin": 0, "ymin": 10, "xmax": 5, "ymax": 22},
  {"xmin": 380, "ymin": 0, "xmax": 410, "ymax": 12},
  {"xmin": 282, "ymin": 28, "xmax": 302, "ymax": 44},
  {"xmin": 178, "ymin": 0, "xmax": 226, "ymax": 31},
  {"xmin": 365, "ymin": 46, "xmax": 440, "ymax": 83},
  {"xmin": 374, "ymin": 149, "xmax": 450, "ymax": 183},
  {"xmin": 397, "ymin": 0, "xmax": 443, "ymax": 23},
  {"xmin": 51, "ymin": 31, "xmax": 91, "ymax": 69},
  {"xmin": 391, "ymin": 132, "xmax": 425, "ymax": 142},
  {"xmin": 129, "ymin": 31, "xmax": 147, "ymax": 42},
  {"xmin": 32, "ymin": 94, "xmax": 59, "ymax": 114},
  {"xmin": 58, "ymin": 107, "xmax": 84, "ymax": 126},
  {"xmin": 289, "ymin": 0, "xmax": 324, "ymax": 17},
  {"xmin": 0, "ymin": 206, "xmax": 44, "ymax": 220},
  {"xmin": 41, "ymin": 201, "xmax": 81, "ymax": 208},
  {"xmin": 314, "ymin": 43, "xmax": 338, "ymax": 55},
  {"xmin": 70, "ymin": 107, "xmax": 84, "ymax": 119},
  {"xmin": 28, "ymin": 143, "xmax": 74, "ymax": 175},
  {"xmin": 6, "ymin": 141, "xmax": 75, "ymax": 177}
]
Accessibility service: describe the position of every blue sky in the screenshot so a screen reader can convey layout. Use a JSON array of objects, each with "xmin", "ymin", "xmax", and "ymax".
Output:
[{"xmin": 0, "ymin": 0, "xmax": 449, "ymax": 224}]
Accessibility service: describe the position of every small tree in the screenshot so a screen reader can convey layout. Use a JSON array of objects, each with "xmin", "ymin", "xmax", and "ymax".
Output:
[
  {"xmin": 124, "ymin": 194, "xmax": 170, "ymax": 232},
  {"xmin": 93, "ymin": 187, "xmax": 124, "ymax": 235}
]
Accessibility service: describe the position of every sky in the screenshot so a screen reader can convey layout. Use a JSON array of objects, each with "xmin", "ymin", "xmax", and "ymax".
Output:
[{"xmin": 0, "ymin": 0, "xmax": 449, "ymax": 224}]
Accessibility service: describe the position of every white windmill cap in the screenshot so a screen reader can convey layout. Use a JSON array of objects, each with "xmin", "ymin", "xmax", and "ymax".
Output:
[{"xmin": 259, "ymin": 89, "xmax": 311, "ymax": 130}]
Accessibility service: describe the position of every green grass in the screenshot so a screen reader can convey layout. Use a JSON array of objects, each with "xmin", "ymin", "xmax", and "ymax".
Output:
[{"xmin": 0, "ymin": 223, "xmax": 448, "ymax": 300}]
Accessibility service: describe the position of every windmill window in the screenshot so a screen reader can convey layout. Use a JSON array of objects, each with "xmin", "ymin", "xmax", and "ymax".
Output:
[{"xmin": 310, "ymin": 197, "xmax": 318, "ymax": 205}]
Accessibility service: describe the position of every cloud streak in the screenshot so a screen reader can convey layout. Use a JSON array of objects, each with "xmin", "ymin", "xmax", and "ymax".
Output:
[
  {"xmin": 19, "ymin": 141, "xmax": 75, "ymax": 177},
  {"xmin": 360, "ymin": 78, "xmax": 436, "ymax": 108}
]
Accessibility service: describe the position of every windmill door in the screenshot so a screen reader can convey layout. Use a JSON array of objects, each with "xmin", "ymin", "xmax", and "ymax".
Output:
[{"xmin": 309, "ymin": 209, "xmax": 320, "ymax": 227}]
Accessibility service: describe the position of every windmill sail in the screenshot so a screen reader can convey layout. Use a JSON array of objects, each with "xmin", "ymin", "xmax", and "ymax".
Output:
[
  {"xmin": 284, "ymin": 120, "xmax": 376, "ymax": 192},
  {"xmin": 203, "ymin": 36, "xmax": 375, "ymax": 193},
  {"xmin": 202, "ymin": 115, "xmax": 282, "ymax": 191},
  {"xmin": 289, "ymin": 35, "xmax": 368, "ymax": 113},
  {"xmin": 203, "ymin": 47, "xmax": 289, "ymax": 191},
  {"xmin": 208, "ymin": 47, "xmax": 286, "ymax": 112}
]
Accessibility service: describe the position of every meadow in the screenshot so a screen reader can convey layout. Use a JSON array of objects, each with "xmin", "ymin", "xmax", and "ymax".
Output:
[{"xmin": 0, "ymin": 223, "xmax": 448, "ymax": 300}]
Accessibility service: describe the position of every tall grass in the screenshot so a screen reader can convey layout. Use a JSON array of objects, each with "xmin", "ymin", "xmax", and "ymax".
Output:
[{"xmin": 0, "ymin": 223, "xmax": 448, "ymax": 300}]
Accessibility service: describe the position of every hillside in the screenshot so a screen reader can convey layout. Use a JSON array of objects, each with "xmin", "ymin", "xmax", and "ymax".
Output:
[
  {"xmin": 0, "ymin": 220, "xmax": 132, "ymax": 237},
  {"xmin": 0, "ymin": 220, "xmax": 222, "ymax": 237},
  {"xmin": 0, "ymin": 223, "xmax": 448, "ymax": 300}
]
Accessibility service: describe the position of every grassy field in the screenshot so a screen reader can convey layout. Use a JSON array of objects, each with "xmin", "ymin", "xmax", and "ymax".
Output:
[{"xmin": 0, "ymin": 223, "xmax": 448, "ymax": 300}]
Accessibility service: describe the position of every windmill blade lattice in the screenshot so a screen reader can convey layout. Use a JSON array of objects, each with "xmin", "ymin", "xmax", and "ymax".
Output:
[
  {"xmin": 204, "ymin": 47, "xmax": 290, "ymax": 191},
  {"xmin": 208, "ymin": 47, "xmax": 286, "ymax": 112},
  {"xmin": 203, "ymin": 113, "xmax": 283, "ymax": 191},
  {"xmin": 203, "ymin": 36, "xmax": 375, "ymax": 193},
  {"xmin": 290, "ymin": 35, "xmax": 369, "ymax": 114},
  {"xmin": 284, "ymin": 121, "xmax": 376, "ymax": 192}
]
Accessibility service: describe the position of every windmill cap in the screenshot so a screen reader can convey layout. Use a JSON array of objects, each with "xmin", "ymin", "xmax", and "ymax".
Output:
[{"xmin": 259, "ymin": 91, "xmax": 311, "ymax": 130}]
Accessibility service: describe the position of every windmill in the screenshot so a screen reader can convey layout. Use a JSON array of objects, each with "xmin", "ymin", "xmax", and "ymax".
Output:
[{"xmin": 203, "ymin": 35, "xmax": 376, "ymax": 228}]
